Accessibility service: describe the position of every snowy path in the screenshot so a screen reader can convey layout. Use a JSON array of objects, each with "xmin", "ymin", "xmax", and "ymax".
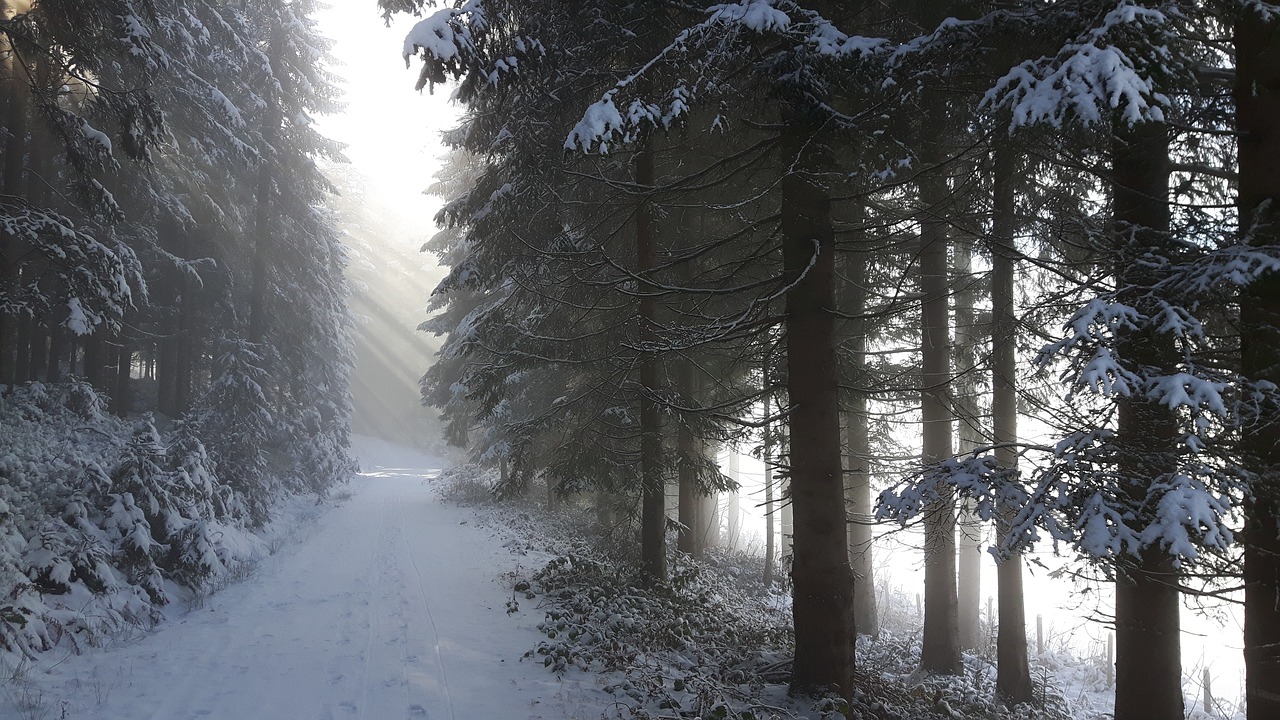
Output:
[{"xmin": 20, "ymin": 440, "xmax": 597, "ymax": 720}]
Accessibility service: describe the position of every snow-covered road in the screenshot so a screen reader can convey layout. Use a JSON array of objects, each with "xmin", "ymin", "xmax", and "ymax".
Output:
[{"xmin": 19, "ymin": 439, "xmax": 596, "ymax": 720}]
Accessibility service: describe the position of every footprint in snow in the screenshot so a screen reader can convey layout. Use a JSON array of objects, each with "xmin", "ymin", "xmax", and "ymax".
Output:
[
  {"xmin": 338, "ymin": 700, "xmax": 357, "ymax": 713},
  {"xmin": 408, "ymin": 705, "xmax": 427, "ymax": 717}
]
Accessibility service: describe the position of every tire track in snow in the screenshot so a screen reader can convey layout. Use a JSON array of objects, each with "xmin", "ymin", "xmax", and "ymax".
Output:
[
  {"xmin": 397, "ymin": 489, "xmax": 458, "ymax": 720},
  {"xmin": 356, "ymin": 496, "xmax": 387, "ymax": 720},
  {"xmin": 21, "ymin": 440, "xmax": 612, "ymax": 720}
]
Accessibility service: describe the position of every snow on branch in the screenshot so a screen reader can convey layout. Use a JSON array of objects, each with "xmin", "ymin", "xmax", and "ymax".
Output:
[
  {"xmin": 984, "ymin": 2, "xmax": 1171, "ymax": 129},
  {"xmin": 0, "ymin": 200, "xmax": 138, "ymax": 334},
  {"xmin": 565, "ymin": 0, "xmax": 885, "ymax": 152},
  {"xmin": 877, "ymin": 454, "xmax": 1024, "ymax": 535},
  {"xmin": 401, "ymin": 1, "xmax": 544, "ymax": 92},
  {"xmin": 402, "ymin": 0, "xmax": 485, "ymax": 66}
]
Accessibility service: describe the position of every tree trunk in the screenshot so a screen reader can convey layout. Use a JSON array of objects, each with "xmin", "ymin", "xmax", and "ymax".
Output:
[
  {"xmin": 780, "ymin": 478, "xmax": 793, "ymax": 562},
  {"xmin": 764, "ymin": 351, "xmax": 776, "ymax": 584},
  {"xmin": 680, "ymin": 356, "xmax": 701, "ymax": 556},
  {"xmin": 699, "ymin": 489, "xmax": 719, "ymax": 550},
  {"xmin": 677, "ymin": 359, "xmax": 701, "ymax": 556},
  {"xmin": 843, "ymin": 230, "xmax": 878, "ymax": 639},
  {"xmin": 0, "ymin": 36, "xmax": 28, "ymax": 386},
  {"xmin": 113, "ymin": 339, "xmax": 132, "ymax": 417},
  {"xmin": 636, "ymin": 141, "xmax": 666, "ymax": 585},
  {"xmin": 764, "ymin": 419, "xmax": 776, "ymax": 585},
  {"xmin": 1236, "ymin": 9, "xmax": 1280, "ymax": 719},
  {"xmin": 28, "ymin": 321, "xmax": 46, "ymax": 381},
  {"xmin": 677, "ymin": 430, "xmax": 700, "ymax": 557},
  {"xmin": 782, "ymin": 169, "xmax": 854, "ymax": 698},
  {"xmin": 84, "ymin": 334, "xmax": 106, "ymax": 390},
  {"xmin": 990, "ymin": 143, "xmax": 1033, "ymax": 706},
  {"xmin": 919, "ymin": 149, "xmax": 962, "ymax": 675},
  {"xmin": 13, "ymin": 315, "xmax": 32, "ymax": 382},
  {"xmin": 45, "ymin": 324, "xmax": 64, "ymax": 383},
  {"xmin": 175, "ymin": 271, "xmax": 198, "ymax": 415},
  {"xmin": 726, "ymin": 447, "xmax": 741, "ymax": 550},
  {"xmin": 953, "ymin": 240, "xmax": 983, "ymax": 651},
  {"xmin": 1111, "ymin": 114, "xmax": 1182, "ymax": 720}
]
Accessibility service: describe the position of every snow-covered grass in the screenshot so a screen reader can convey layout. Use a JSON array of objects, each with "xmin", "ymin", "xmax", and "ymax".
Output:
[
  {"xmin": 0, "ymin": 379, "xmax": 349, "ymax": 710},
  {"xmin": 5, "ymin": 435, "xmax": 1242, "ymax": 720},
  {"xmin": 438, "ymin": 463, "xmax": 1247, "ymax": 720}
]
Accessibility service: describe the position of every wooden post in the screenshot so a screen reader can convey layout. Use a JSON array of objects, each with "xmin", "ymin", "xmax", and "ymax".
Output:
[
  {"xmin": 1036, "ymin": 615, "xmax": 1043, "ymax": 655},
  {"xmin": 1202, "ymin": 667, "xmax": 1211, "ymax": 715},
  {"xmin": 1106, "ymin": 633, "xmax": 1114, "ymax": 687}
]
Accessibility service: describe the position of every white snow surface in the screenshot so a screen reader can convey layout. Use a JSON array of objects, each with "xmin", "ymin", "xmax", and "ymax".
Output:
[{"xmin": 14, "ymin": 436, "xmax": 601, "ymax": 720}]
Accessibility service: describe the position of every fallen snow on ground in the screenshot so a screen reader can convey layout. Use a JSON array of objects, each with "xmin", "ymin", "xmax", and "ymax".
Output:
[{"xmin": 6, "ymin": 436, "xmax": 607, "ymax": 720}]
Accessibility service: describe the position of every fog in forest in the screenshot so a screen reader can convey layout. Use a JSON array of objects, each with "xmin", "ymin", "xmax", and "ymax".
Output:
[{"xmin": 0, "ymin": 3, "xmax": 1272, "ymax": 720}]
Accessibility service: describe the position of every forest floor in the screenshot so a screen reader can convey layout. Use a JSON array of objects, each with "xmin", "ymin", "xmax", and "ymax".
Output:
[
  {"xmin": 3, "ymin": 436, "xmax": 610, "ymax": 720},
  {"xmin": 3, "ymin": 436, "xmax": 1239, "ymax": 720}
]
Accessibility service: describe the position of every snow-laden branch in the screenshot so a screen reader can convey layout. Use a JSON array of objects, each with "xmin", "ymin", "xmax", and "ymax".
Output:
[
  {"xmin": 565, "ymin": 0, "xmax": 885, "ymax": 153},
  {"xmin": 984, "ymin": 2, "xmax": 1171, "ymax": 129},
  {"xmin": 401, "ymin": 0, "xmax": 486, "ymax": 66}
]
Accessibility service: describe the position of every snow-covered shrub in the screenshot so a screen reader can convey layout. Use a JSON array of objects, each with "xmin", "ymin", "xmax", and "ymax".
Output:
[
  {"xmin": 436, "ymin": 464, "xmax": 499, "ymax": 502},
  {"xmin": 194, "ymin": 341, "xmax": 276, "ymax": 526},
  {"xmin": 0, "ymin": 376, "xmax": 351, "ymax": 665},
  {"xmin": 278, "ymin": 405, "xmax": 356, "ymax": 497}
]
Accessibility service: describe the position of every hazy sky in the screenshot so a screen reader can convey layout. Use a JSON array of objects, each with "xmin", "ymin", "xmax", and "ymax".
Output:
[{"xmin": 314, "ymin": 4, "xmax": 459, "ymax": 246}]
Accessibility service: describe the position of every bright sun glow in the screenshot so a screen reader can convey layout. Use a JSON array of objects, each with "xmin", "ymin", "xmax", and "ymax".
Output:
[{"xmin": 314, "ymin": 4, "xmax": 459, "ymax": 243}]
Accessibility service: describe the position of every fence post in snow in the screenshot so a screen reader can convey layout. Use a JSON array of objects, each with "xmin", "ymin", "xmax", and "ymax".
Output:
[
  {"xmin": 1036, "ymin": 614, "xmax": 1043, "ymax": 655},
  {"xmin": 1202, "ymin": 667, "xmax": 1212, "ymax": 714},
  {"xmin": 1106, "ymin": 633, "xmax": 1114, "ymax": 687}
]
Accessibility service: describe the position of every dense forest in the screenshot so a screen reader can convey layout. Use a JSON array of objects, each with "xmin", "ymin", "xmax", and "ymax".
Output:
[
  {"xmin": 3, "ymin": 0, "xmax": 1280, "ymax": 719},
  {"xmin": 389, "ymin": 1, "xmax": 1280, "ymax": 719},
  {"xmin": 0, "ymin": 0, "xmax": 354, "ymax": 658}
]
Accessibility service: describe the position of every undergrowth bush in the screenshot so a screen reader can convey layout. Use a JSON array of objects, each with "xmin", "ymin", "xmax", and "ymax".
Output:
[
  {"xmin": 0, "ymin": 380, "xmax": 351, "ymax": 667},
  {"xmin": 442, "ymin": 467, "xmax": 1088, "ymax": 720}
]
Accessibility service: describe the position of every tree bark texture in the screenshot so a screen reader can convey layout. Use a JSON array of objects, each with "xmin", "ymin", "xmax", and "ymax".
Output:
[
  {"xmin": 45, "ymin": 324, "xmax": 64, "ymax": 383},
  {"xmin": 113, "ymin": 340, "xmax": 132, "ymax": 417},
  {"xmin": 0, "ymin": 39, "xmax": 28, "ymax": 385},
  {"xmin": 953, "ymin": 240, "xmax": 983, "ymax": 651},
  {"xmin": 726, "ymin": 449, "xmax": 741, "ymax": 550},
  {"xmin": 782, "ymin": 170, "xmax": 854, "ymax": 698},
  {"xmin": 636, "ymin": 142, "xmax": 666, "ymax": 585},
  {"xmin": 842, "ymin": 235, "xmax": 878, "ymax": 639},
  {"xmin": 990, "ymin": 144, "xmax": 1033, "ymax": 706},
  {"xmin": 919, "ymin": 152, "xmax": 962, "ymax": 676},
  {"xmin": 1236, "ymin": 10, "xmax": 1280, "ymax": 719},
  {"xmin": 1111, "ymin": 115, "xmax": 1182, "ymax": 720},
  {"xmin": 764, "ymin": 412, "xmax": 776, "ymax": 584},
  {"xmin": 677, "ymin": 359, "xmax": 701, "ymax": 557}
]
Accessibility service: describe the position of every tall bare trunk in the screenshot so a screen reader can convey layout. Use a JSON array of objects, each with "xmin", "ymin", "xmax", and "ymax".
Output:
[
  {"xmin": 1236, "ymin": 9, "xmax": 1280, "ymax": 719},
  {"xmin": 1111, "ymin": 115, "xmax": 1182, "ymax": 720},
  {"xmin": 636, "ymin": 141, "xmax": 666, "ymax": 584},
  {"xmin": 990, "ymin": 144, "xmax": 1033, "ymax": 705},
  {"xmin": 763, "ymin": 351, "xmax": 776, "ymax": 584},
  {"xmin": 677, "ymin": 416, "xmax": 700, "ymax": 556},
  {"xmin": 45, "ymin": 325, "xmax": 64, "ymax": 383},
  {"xmin": 843, "ymin": 228, "xmax": 878, "ymax": 639},
  {"xmin": 113, "ymin": 339, "xmax": 132, "ymax": 417},
  {"xmin": 782, "ymin": 168, "xmax": 854, "ymax": 698},
  {"xmin": 0, "ymin": 27, "xmax": 28, "ymax": 385},
  {"xmin": 764, "ymin": 425, "xmax": 776, "ymax": 583},
  {"xmin": 726, "ymin": 447, "xmax": 741, "ymax": 550},
  {"xmin": 919, "ymin": 147, "xmax": 962, "ymax": 675},
  {"xmin": 953, "ymin": 240, "xmax": 983, "ymax": 651}
]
